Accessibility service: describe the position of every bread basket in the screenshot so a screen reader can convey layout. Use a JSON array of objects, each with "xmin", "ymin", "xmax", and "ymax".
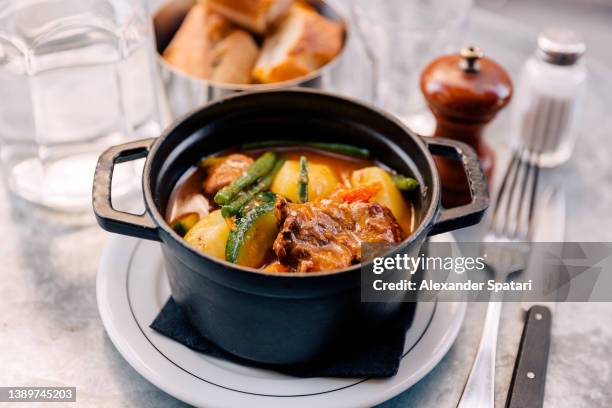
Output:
[{"xmin": 152, "ymin": 0, "xmax": 349, "ymax": 118}]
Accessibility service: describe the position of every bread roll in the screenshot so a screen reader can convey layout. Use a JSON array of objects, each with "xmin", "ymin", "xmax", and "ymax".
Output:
[
  {"xmin": 252, "ymin": 4, "xmax": 343, "ymax": 83},
  {"xmin": 209, "ymin": 30, "xmax": 260, "ymax": 84},
  {"xmin": 162, "ymin": 3, "xmax": 233, "ymax": 79},
  {"xmin": 207, "ymin": 0, "xmax": 295, "ymax": 34}
]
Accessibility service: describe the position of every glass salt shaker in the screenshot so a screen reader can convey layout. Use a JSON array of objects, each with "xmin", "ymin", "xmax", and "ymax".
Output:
[{"xmin": 512, "ymin": 28, "xmax": 587, "ymax": 167}]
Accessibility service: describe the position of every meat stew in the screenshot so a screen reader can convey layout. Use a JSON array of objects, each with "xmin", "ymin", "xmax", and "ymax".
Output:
[{"xmin": 165, "ymin": 143, "xmax": 420, "ymax": 272}]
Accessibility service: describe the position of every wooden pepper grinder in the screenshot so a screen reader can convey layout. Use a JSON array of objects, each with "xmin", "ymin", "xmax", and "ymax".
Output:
[{"xmin": 421, "ymin": 45, "xmax": 512, "ymax": 207}]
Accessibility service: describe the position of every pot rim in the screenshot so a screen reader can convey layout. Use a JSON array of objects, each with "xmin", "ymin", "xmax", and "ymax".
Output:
[
  {"xmin": 153, "ymin": 0, "xmax": 350, "ymax": 92},
  {"xmin": 143, "ymin": 88, "xmax": 442, "ymax": 278}
]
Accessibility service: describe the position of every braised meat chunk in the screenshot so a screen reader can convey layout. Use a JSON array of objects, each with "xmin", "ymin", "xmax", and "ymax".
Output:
[
  {"xmin": 203, "ymin": 154, "xmax": 254, "ymax": 195},
  {"xmin": 273, "ymin": 197, "xmax": 403, "ymax": 272}
]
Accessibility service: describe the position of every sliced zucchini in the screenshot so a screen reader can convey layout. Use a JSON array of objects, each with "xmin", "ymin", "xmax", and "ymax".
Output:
[
  {"xmin": 226, "ymin": 201, "xmax": 279, "ymax": 268},
  {"xmin": 170, "ymin": 213, "xmax": 200, "ymax": 237}
]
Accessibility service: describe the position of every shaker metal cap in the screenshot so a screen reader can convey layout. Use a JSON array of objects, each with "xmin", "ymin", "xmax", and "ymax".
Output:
[{"xmin": 537, "ymin": 28, "xmax": 586, "ymax": 66}]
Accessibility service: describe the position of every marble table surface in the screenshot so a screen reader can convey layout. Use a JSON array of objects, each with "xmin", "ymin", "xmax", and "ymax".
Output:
[{"xmin": 1, "ymin": 5, "xmax": 611, "ymax": 408}]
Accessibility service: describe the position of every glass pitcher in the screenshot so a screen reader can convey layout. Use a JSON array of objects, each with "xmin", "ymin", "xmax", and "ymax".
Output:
[{"xmin": 0, "ymin": 0, "xmax": 161, "ymax": 211}]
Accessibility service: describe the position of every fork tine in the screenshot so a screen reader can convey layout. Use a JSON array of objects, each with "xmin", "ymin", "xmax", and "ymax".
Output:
[
  {"xmin": 494, "ymin": 146, "xmax": 527, "ymax": 238},
  {"xmin": 526, "ymin": 162, "xmax": 540, "ymax": 239},
  {"xmin": 502, "ymin": 148, "xmax": 532, "ymax": 240},
  {"xmin": 513, "ymin": 152, "xmax": 539, "ymax": 240},
  {"xmin": 521, "ymin": 97, "xmax": 554, "ymax": 238},
  {"xmin": 489, "ymin": 148, "xmax": 536, "ymax": 241},
  {"xmin": 489, "ymin": 149, "xmax": 521, "ymax": 236},
  {"xmin": 489, "ymin": 93, "xmax": 563, "ymax": 241},
  {"xmin": 502, "ymin": 147, "xmax": 529, "ymax": 238}
]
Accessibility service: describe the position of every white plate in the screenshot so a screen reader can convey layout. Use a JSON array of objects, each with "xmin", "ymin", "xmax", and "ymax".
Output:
[{"xmin": 97, "ymin": 234, "xmax": 465, "ymax": 408}]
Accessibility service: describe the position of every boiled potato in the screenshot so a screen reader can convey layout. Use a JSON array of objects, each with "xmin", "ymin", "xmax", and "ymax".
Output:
[
  {"xmin": 351, "ymin": 167, "xmax": 413, "ymax": 234},
  {"xmin": 271, "ymin": 160, "xmax": 339, "ymax": 202},
  {"xmin": 184, "ymin": 210, "xmax": 231, "ymax": 260}
]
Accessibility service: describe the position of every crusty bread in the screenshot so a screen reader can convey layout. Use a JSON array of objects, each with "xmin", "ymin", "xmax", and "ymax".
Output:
[
  {"xmin": 207, "ymin": 0, "xmax": 295, "ymax": 34},
  {"xmin": 209, "ymin": 30, "xmax": 260, "ymax": 84},
  {"xmin": 162, "ymin": 3, "xmax": 233, "ymax": 79},
  {"xmin": 252, "ymin": 4, "xmax": 343, "ymax": 83}
]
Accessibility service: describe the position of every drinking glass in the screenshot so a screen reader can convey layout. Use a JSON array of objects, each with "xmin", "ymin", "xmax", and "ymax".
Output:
[
  {"xmin": 351, "ymin": 0, "xmax": 472, "ymax": 131},
  {"xmin": 0, "ymin": 0, "xmax": 161, "ymax": 211}
]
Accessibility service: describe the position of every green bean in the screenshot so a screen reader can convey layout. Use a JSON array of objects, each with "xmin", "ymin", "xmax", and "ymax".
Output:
[
  {"xmin": 238, "ymin": 191, "xmax": 276, "ymax": 218},
  {"xmin": 391, "ymin": 174, "xmax": 419, "ymax": 192},
  {"xmin": 214, "ymin": 152, "xmax": 277, "ymax": 205},
  {"xmin": 298, "ymin": 156, "xmax": 308, "ymax": 203},
  {"xmin": 221, "ymin": 159, "xmax": 285, "ymax": 217},
  {"xmin": 305, "ymin": 143, "xmax": 370, "ymax": 158},
  {"xmin": 240, "ymin": 140, "xmax": 370, "ymax": 159}
]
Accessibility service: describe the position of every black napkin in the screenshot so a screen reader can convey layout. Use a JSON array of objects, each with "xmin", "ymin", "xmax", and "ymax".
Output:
[{"xmin": 150, "ymin": 298, "xmax": 417, "ymax": 378}]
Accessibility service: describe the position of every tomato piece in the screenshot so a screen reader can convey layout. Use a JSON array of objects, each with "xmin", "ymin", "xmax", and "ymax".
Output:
[{"xmin": 331, "ymin": 182, "xmax": 382, "ymax": 203}]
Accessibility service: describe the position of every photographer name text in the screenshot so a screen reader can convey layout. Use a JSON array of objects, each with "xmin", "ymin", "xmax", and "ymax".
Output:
[{"xmin": 372, "ymin": 279, "xmax": 533, "ymax": 293}]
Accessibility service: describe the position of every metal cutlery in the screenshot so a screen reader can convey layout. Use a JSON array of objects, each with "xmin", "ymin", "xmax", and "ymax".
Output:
[
  {"xmin": 505, "ymin": 305, "xmax": 552, "ymax": 408},
  {"xmin": 456, "ymin": 76, "xmax": 565, "ymax": 407},
  {"xmin": 456, "ymin": 146, "xmax": 541, "ymax": 408}
]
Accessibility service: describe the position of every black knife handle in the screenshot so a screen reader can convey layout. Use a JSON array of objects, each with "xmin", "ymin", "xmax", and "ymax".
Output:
[{"xmin": 506, "ymin": 306, "xmax": 552, "ymax": 408}]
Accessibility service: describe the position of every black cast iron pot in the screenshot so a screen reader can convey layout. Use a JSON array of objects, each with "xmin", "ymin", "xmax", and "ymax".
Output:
[{"xmin": 93, "ymin": 89, "xmax": 488, "ymax": 365}]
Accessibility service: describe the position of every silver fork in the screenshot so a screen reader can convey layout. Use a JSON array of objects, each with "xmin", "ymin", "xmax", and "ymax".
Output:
[
  {"xmin": 456, "ymin": 86, "xmax": 562, "ymax": 408},
  {"xmin": 456, "ymin": 147, "xmax": 541, "ymax": 408}
]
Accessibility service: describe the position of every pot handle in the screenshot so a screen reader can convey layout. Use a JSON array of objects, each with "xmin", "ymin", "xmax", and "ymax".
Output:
[
  {"xmin": 426, "ymin": 137, "xmax": 489, "ymax": 236},
  {"xmin": 93, "ymin": 138, "xmax": 161, "ymax": 242}
]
